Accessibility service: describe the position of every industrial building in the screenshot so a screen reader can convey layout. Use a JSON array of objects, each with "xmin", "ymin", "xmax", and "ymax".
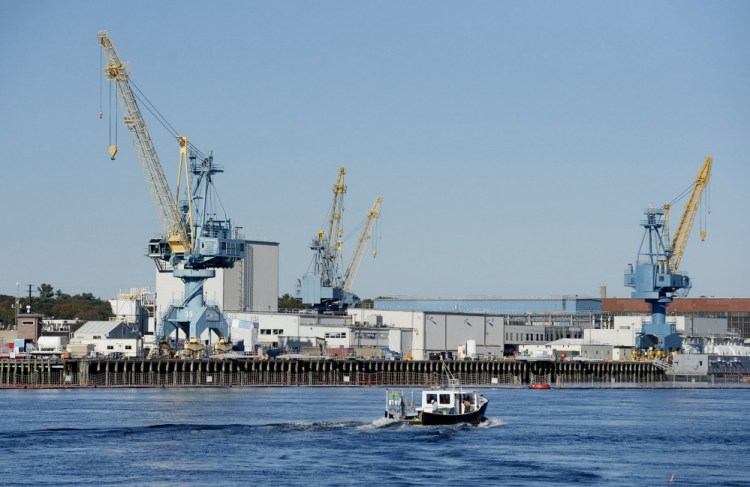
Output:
[
  {"xmin": 69, "ymin": 321, "xmax": 143, "ymax": 358},
  {"xmin": 374, "ymin": 296, "xmax": 602, "ymax": 329},
  {"xmin": 225, "ymin": 310, "xmax": 410, "ymax": 358},
  {"xmin": 602, "ymin": 298, "xmax": 750, "ymax": 339},
  {"xmin": 374, "ymin": 295, "xmax": 602, "ymax": 314},
  {"xmin": 155, "ymin": 239, "xmax": 279, "ymax": 334}
]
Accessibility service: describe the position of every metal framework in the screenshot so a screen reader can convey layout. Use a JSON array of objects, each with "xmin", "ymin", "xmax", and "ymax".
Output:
[
  {"xmin": 343, "ymin": 196, "xmax": 382, "ymax": 293},
  {"xmin": 99, "ymin": 31, "xmax": 244, "ymax": 345},
  {"xmin": 667, "ymin": 156, "xmax": 712, "ymax": 272},
  {"xmin": 98, "ymin": 31, "xmax": 189, "ymax": 255}
]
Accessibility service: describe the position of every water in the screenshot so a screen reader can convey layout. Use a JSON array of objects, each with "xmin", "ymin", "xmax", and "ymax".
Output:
[{"xmin": 1, "ymin": 387, "xmax": 748, "ymax": 486}]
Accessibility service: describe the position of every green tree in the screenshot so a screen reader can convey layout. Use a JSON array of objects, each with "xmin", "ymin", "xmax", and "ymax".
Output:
[
  {"xmin": 38, "ymin": 283, "xmax": 55, "ymax": 299},
  {"xmin": 278, "ymin": 293, "xmax": 306, "ymax": 310},
  {"xmin": 8, "ymin": 286, "xmax": 113, "ymax": 322}
]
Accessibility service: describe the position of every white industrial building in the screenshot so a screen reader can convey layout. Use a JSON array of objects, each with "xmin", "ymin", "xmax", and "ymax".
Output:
[
  {"xmin": 347, "ymin": 309, "xmax": 505, "ymax": 360},
  {"xmin": 108, "ymin": 288, "xmax": 153, "ymax": 333},
  {"xmin": 154, "ymin": 240, "xmax": 279, "ymax": 334},
  {"xmin": 519, "ymin": 339, "xmax": 615, "ymax": 361},
  {"xmin": 69, "ymin": 321, "xmax": 143, "ymax": 358},
  {"xmin": 584, "ymin": 316, "xmax": 729, "ymax": 347},
  {"xmin": 225, "ymin": 310, "xmax": 412, "ymax": 356}
]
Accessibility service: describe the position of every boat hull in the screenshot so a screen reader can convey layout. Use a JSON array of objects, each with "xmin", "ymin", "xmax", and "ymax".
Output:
[{"xmin": 418, "ymin": 400, "xmax": 489, "ymax": 426}]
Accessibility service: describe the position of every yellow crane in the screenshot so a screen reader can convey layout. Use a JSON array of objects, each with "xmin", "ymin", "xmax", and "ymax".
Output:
[
  {"xmin": 664, "ymin": 156, "xmax": 712, "ymax": 272},
  {"xmin": 98, "ymin": 31, "xmax": 189, "ymax": 255},
  {"xmin": 319, "ymin": 167, "xmax": 347, "ymax": 288},
  {"xmin": 342, "ymin": 196, "xmax": 382, "ymax": 293}
]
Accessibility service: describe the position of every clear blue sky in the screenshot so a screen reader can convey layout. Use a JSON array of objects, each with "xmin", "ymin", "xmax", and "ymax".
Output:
[{"xmin": 1, "ymin": 1, "xmax": 748, "ymax": 301}]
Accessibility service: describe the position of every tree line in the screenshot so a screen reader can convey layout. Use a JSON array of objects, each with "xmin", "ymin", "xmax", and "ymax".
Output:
[
  {"xmin": 277, "ymin": 293, "xmax": 374, "ymax": 310},
  {"xmin": 0, "ymin": 283, "xmax": 113, "ymax": 326}
]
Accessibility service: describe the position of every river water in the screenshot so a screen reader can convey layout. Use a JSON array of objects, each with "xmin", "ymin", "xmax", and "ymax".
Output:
[{"xmin": 0, "ymin": 387, "xmax": 748, "ymax": 486}]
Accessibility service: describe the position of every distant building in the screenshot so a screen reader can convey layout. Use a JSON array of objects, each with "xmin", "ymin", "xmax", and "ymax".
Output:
[
  {"xmin": 109, "ymin": 288, "xmax": 153, "ymax": 333},
  {"xmin": 69, "ymin": 321, "xmax": 143, "ymax": 358},
  {"xmin": 602, "ymin": 298, "xmax": 750, "ymax": 339},
  {"xmin": 16, "ymin": 313, "xmax": 44, "ymax": 343},
  {"xmin": 374, "ymin": 296, "xmax": 602, "ymax": 329},
  {"xmin": 375, "ymin": 295, "xmax": 601, "ymax": 314}
]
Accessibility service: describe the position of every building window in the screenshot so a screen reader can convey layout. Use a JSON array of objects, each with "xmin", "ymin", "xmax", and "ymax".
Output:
[
  {"xmin": 106, "ymin": 345, "xmax": 114, "ymax": 350},
  {"xmin": 125, "ymin": 345, "xmax": 132, "ymax": 350},
  {"xmin": 93, "ymin": 336, "xmax": 101, "ymax": 339}
]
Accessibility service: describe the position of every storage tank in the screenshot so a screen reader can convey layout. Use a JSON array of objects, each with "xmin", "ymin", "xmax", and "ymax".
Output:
[{"xmin": 37, "ymin": 336, "xmax": 63, "ymax": 351}]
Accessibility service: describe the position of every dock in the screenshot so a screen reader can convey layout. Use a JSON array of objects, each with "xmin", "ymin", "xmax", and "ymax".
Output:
[{"xmin": 0, "ymin": 358, "xmax": 698, "ymax": 388}]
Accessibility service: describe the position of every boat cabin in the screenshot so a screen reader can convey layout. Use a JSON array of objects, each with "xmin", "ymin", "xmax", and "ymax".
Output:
[{"xmin": 419, "ymin": 389, "xmax": 480, "ymax": 415}]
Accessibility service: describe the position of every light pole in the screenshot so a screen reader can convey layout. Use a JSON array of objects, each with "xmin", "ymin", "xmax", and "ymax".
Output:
[{"xmin": 14, "ymin": 282, "xmax": 20, "ymax": 329}]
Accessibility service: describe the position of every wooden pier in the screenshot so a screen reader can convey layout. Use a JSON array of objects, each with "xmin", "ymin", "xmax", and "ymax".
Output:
[{"xmin": 0, "ymin": 358, "xmax": 670, "ymax": 388}]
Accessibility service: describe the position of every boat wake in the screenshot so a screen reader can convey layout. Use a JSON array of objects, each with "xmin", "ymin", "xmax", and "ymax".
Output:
[
  {"xmin": 9, "ymin": 416, "xmax": 503, "ymax": 441},
  {"xmin": 476, "ymin": 417, "xmax": 504, "ymax": 428}
]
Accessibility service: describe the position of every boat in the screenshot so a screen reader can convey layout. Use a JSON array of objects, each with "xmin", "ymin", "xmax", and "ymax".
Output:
[
  {"xmin": 384, "ymin": 367, "xmax": 489, "ymax": 426},
  {"xmin": 529, "ymin": 383, "xmax": 551, "ymax": 390}
]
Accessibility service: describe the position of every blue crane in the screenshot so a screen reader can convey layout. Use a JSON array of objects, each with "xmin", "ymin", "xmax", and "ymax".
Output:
[
  {"xmin": 624, "ymin": 157, "xmax": 712, "ymax": 351},
  {"xmin": 98, "ymin": 32, "xmax": 244, "ymax": 350},
  {"xmin": 297, "ymin": 168, "xmax": 382, "ymax": 312}
]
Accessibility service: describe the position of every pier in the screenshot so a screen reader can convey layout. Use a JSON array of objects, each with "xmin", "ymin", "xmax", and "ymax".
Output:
[{"xmin": 0, "ymin": 358, "xmax": 685, "ymax": 388}]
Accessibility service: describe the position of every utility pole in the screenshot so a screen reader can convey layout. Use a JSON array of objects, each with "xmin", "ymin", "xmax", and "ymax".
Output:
[
  {"xmin": 27, "ymin": 284, "xmax": 34, "ymax": 313},
  {"xmin": 14, "ymin": 282, "xmax": 20, "ymax": 328}
]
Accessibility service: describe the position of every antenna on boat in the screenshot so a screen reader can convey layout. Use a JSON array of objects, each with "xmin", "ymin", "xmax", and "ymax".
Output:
[{"xmin": 440, "ymin": 357, "xmax": 460, "ymax": 389}]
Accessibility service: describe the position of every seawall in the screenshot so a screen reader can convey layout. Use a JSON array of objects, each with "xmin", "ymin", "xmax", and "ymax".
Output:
[{"xmin": 0, "ymin": 358, "xmax": 685, "ymax": 388}]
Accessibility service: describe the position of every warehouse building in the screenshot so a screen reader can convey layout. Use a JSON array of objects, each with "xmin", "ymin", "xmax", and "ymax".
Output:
[{"xmin": 602, "ymin": 298, "xmax": 750, "ymax": 339}]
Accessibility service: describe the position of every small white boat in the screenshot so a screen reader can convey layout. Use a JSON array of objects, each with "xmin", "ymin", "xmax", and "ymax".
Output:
[{"xmin": 384, "ymin": 367, "xmax": 488, "ymax": 426}]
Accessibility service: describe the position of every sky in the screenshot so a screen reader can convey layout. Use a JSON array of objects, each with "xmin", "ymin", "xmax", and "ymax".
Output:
[{"xmin": 1, "ymin": 1, "xmax": 749, "ymax": 301}]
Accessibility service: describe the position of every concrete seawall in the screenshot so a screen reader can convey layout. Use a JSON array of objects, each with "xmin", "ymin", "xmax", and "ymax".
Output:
[{"xmin": 1, "ymin": 358, "xmax": 678, "ymax": 388}]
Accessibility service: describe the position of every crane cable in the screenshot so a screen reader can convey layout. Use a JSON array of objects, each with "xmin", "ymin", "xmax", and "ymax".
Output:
[
  {"xmin": 701, "ymin": 178, "xmax": 711, "ymax": 240},
  {"xmin": 99, "ymin": 63, "xmax": 232, "ymax": 221},
  {"xmin": 129, "ymin": 79, "xmax": 207, "ymax": 161}
]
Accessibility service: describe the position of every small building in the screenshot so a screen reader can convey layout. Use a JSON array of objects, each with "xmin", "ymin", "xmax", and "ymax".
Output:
[
  {"xmin": 16, "ymin": 313, "xmax": 44, "ymax": 343},
  {"xmin": 521, "ymin": 339, "xmax": 614, "ymax": 361},
  {"xmin": 70, "ymin": 321, "xmax": 143, "ymax": 358}
]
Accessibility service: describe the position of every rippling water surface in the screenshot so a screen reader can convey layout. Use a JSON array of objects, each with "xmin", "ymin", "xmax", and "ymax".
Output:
[{"xmin": 1, "ymin": 387, "xmax": 748, "ymax": 486}]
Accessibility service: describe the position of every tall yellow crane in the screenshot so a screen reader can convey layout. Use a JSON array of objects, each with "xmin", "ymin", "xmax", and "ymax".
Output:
[
  {"xmin": 342, "ymin": 196, "xmax": 382, "ymax": 294},
  {"xmin": 98, "ymin": 31, "xmax": 189, "ymax": 255},
  {"xmin": 299, "ymin": 168, "xmax": 381, "ymax": 311},
  {"xmin": 665, "ymin": 156, "xmax": 712, "ymax": 272},
  {"xmin": 323, "ymin": 167, "xmax": 347, "ymax": 288}
]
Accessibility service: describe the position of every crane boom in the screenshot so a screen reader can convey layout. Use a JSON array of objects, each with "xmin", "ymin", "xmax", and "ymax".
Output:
[
  {"xmin": 343, "ymin": 196, "xmax": 382, "ymax": 293},
  {"xmin": 669, "ymin": 156, "xmax": 712, "ymax": 271},
  {"xmin": 98, "ymin": 31, "xmax": 189, "ymax": 254},
  {"xmin": 323, "ymin": 167, "xmax": 347, "ymax": 287}
]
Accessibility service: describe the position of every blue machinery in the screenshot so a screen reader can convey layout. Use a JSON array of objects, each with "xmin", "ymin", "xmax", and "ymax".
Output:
[
  {"xmin": 99, "ymin": 32, "xmax": 244, "ymax": 346},
  {"xmin": 297, "ymin": 168, "xmax": 382, "ymax": 312},
  {"xmin": 624, "ymin": 207, "xmax": 688, "ymax": 351},
  {"xmin": 625, "ymin": 157, "xmax": 712, "ymax": 351}
]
